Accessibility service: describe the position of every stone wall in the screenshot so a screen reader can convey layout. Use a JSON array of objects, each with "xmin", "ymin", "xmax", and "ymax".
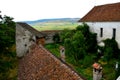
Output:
[
  {"xmin": 16, "ymin": 24, "xmax": 36, "ymax": 57},
  {"xmin": 42, "ymin": 30, "xmax": 61, "ymax": 44}
]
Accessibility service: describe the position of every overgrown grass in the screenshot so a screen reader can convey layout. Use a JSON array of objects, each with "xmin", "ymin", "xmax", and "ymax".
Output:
[
  {"xmin": 65, "ymin": 56, "xmax": 93, "ymax": 80},
  {"xmin": 45, "ymin": 43, "xmax": 61, "ymax": 57},
  {"xmin": 45, "ymin": 43, "xmax": 117, "ymax": 80}
]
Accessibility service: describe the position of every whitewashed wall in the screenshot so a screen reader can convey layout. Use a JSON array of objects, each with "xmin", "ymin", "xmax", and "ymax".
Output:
[
  {"xmin": 16, "ymin": 24, "xmax": 36, "ymax": 57},
  {"xmin": 79, "ymin": 22, "xmax": 120, "ymax": 48}
]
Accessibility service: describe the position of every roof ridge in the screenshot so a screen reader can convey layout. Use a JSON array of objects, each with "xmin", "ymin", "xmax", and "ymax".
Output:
[
  {"xmin": 16, "ymin": 22, "xmax": 45, "ymax": 38},
  {"xmin": 95, "ymin": 2, "xmax": 120, "ymax": 7}
]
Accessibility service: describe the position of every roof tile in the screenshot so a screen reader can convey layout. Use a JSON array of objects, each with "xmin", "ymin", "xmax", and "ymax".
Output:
[{"xmin": 79, "ymin": 2, "xmax": 120, "ymax": 22}]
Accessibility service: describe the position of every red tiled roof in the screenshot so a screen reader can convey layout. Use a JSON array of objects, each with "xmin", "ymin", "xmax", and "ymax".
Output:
[
  {"xmin": 18, "ymin": 44, "xmax": 85, "ymax": 80},
  {"xmin": 79, "ymin": 2, "xmax": 120, "ymax": 22}
]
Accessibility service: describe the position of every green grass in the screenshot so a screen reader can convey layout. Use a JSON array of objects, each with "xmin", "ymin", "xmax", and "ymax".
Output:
[
  {"xmin": 32, "ymin": 22, "xmax": 78, "ymax": 31},
  {"xmin": 45, "ymin": 43, "xmax": 61, "ymax": 57}
]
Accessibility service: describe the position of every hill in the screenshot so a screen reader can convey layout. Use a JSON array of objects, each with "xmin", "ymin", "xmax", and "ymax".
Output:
[{"xmin": 24, "ymin": 18, "xmax": 79, "ymax": 25}]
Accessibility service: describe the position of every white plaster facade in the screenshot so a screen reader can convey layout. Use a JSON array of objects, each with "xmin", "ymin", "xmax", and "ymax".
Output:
[
  {"xmin": 79, "ymin": 22, "xmax": 120, "ymax": 48},
  {"xmin": 16, "ymin": 24, "xmax": 36, "ymax": 57}
]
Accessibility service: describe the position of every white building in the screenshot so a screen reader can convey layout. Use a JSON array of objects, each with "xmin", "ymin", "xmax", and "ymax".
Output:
[{"xmin": 78, "ymin": 2, "xmax": 120, "ymax": 48}]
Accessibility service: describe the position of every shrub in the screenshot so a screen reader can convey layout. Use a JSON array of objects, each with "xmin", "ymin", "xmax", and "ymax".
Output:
[
  {"xmin": 82, "ymin": 55, "xmax": 94, "ymax": 68},
  {"xmin": 62, "ymin": 23, "xmax": 98, "ymax": 62},
  {"xmin": 103, "ymin": 38, "xmax": 120, "ymax": 60},
  {"xmin": 53, "ymin": 33, "xmax": 60, "ymax": 43}
]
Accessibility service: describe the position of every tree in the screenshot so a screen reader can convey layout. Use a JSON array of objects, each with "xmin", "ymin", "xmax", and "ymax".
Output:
[
  {"xmin": 0, "ymin": 12, "xmax": 16, "ymax": 80},
  {"xmin": 71, "ymin": 31, "xmax": 86, "ymax": 61},
  {"xmin": 60, "ymin": 23, "xmax": 98, "ymax": 64},
  {"xmin": 76, "ymin": 23, "xmax": 98, "ymax": 53},
  {"xmin": 53, "ymin": 33, "xmax": 60, "ymax": 43},
  {"xmin": 103, "ymin": 38, "xmax": 120, "ymax": 60},
  {"xmin": 0, "ymin": 15, "xmax": 15, "ymax": 53},
  {"xmin": 64, "ymin": 31, "xmax": 86, "ymax": 62},
  {"xmin": 60, "ymin": 29, "xmax": 75, "ymax": 43}
]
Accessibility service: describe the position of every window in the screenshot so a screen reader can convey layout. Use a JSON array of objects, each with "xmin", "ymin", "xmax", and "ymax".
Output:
[
  {"xmin": 100, "ymin": 28, "xmax": 103, "ymax": 37},
  {"xmin": 112, "ymin": 28, "xmax": 116, "ymax": 39}
]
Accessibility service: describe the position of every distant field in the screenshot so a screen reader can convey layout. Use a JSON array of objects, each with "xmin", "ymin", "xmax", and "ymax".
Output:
[{"xmin": 32, "ymin": 22, "xmax": 79, "ymax": 31}]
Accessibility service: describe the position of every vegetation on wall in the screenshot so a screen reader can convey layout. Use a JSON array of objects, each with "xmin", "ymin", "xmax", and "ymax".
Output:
[{"xmin": 0, "ymin": 12, "xmax": 17, "ymax": 80}]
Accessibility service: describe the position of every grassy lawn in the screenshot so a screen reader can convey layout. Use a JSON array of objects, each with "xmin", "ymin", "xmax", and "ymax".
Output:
[
  {"xmin": 45, "ymin": 43, "xmax": 117, "ymax": 80},
  {"xmin": 45, "ymin": 43, "xmax": 61, "ymax": 57}
]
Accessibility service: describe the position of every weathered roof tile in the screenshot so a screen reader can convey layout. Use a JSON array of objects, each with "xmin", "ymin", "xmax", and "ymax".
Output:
[{"xmin": 79, "ymin": 2, "xmax": 120, "ymax": 22}]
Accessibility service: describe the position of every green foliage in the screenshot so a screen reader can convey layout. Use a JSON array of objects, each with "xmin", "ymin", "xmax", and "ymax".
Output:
[
  {"xmin": 64, "ymin": 31, "xmax": 87, "ymax": 61},
  {"xmin": 71, "ymin": 31, "xmax": 86, "ymax": 61},
  {"xmin": 45, "ymin": 43, "xmax": 60, "ymax": 57},
  {"xmin": 64, "ymin": 38, "xmax": 72, "ymax": 57},
  {"xmin": 60, "ymin": 29, "xmax": 75, "ymax": 42},
  {"xmin": 0, "ymin": 12, "xmax": 17, "ymax": 80},
  {"xmin": 86, "ymin": 33, "xmax": 97, "ymax": 53},
  {"xmin": 103, "ymin": 38, "xmax": 120, "ymax": 60},
  {"xmin": 76, "ymin": 23, "xmax": 98, "ymax": 53},
  {"xmin": 0, "ymin": 15, "xmax": 15, "ymax": 53},
  {"xmin": 82, "ymin": 55, "xmax": 94, "ymax": 68},
  {"xmin": 61, "ymin": 23, "xmax": 97, "ymax": 62},
  {"xmin": 53, "ymin": 33, "xmax": 60, "ymax": 43},
  {"xmin": 98, "ymin": 38, "xmax": 120, "ymax": 79},
  {"xmin": 76, "ymin": 23, "xmax": 90, "ymax": 37}
]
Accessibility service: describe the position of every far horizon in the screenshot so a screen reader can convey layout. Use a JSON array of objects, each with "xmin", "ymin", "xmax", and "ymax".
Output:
[{"xmin": 18, "ymin": 17, "xmax": 80, "ymax": 22}]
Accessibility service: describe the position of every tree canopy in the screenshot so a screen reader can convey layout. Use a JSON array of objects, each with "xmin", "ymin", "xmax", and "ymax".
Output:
[
  {"xmin": 0, "ymin": 12, "xmax": 17, "ymax": 80},
  {"xmin": 0, "ymin": 14, "xmax": 15, "ymax": 53},
  {"xmin": 60, "ymin": 23, "xmax": 97, "ymax": 62}
]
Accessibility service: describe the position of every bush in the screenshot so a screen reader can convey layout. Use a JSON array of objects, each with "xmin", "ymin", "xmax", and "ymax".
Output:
[
  {"xmin": 0, "ymin": 13, "xmax": 17, "ymax": 80},
  {"xmin": 82, "ymin": 55, "xmax": 94, "ymax": 68},
  {"xmin": 103, "ymin": 38, "xmax": 120, "ymax": 60},
  {"xmin": 53, "ymin": 33, "xmax": 60, "ymax": 43}
]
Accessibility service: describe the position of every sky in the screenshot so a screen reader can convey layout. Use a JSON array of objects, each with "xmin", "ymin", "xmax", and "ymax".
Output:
[{"xmin": 0, "ymin": 0, "xmax": 120, "ymax": 21}]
